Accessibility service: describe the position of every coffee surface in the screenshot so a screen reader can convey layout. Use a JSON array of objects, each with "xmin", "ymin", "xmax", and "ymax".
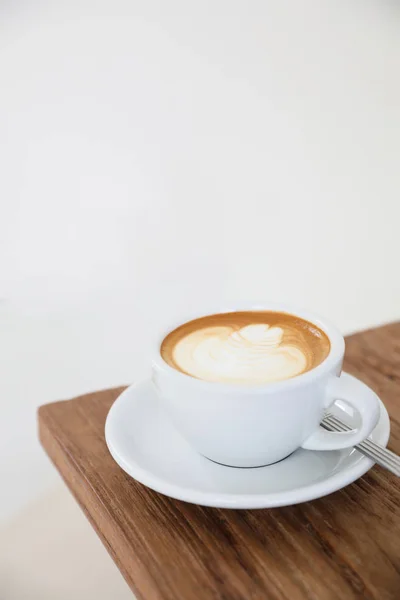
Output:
[{"xmin": 161, "ymin": 311, "xmax": 330, "ymax": 385}]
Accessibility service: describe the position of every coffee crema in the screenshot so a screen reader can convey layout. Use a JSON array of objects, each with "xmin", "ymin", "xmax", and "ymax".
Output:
[{"xmin": 160, "ymin": 311, "xmax": 330, "ymax": 385}]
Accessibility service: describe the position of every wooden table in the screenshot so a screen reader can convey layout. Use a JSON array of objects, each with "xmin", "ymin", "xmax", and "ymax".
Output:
[{"xmin": 38, "ymin": 323, "xmax": 400, "ymax": 600}]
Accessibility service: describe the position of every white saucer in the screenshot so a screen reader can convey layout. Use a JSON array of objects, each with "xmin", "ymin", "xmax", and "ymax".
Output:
[{"xmin": 105, "ymin": 374, "xmax": 390, "ymax": 509}]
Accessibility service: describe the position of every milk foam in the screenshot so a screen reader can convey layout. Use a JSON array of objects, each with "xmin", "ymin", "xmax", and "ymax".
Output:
[{"xmin": 172, "ymin": 323, "xmax": 308, "ymax": 384}]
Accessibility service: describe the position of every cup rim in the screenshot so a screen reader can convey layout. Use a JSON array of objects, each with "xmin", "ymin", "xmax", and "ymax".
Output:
[{"xmin": 152, "ymin": 302, "xmax": 345, "ymax": 393}]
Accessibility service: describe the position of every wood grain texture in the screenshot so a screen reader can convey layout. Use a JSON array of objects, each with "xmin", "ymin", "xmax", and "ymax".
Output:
[{"xmin": 38, "ymin": 323, "xmax": 400, "ymax": 600}]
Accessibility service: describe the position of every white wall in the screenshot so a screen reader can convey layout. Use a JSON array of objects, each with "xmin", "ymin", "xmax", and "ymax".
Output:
[{"xmin": 0, "ymin": 0, "xmax": 399, "ymax": 596}]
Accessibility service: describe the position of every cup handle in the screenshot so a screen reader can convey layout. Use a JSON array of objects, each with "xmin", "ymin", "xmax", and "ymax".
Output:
[{"xmin": 301, "ymin": 375, "xmax": 380, "ymax": 451}]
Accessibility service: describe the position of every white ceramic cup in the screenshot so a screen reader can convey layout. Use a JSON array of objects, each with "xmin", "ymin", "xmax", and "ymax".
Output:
[{"xmin": 152, "ymin": 303, "xmax": 380, "ymax": 467}]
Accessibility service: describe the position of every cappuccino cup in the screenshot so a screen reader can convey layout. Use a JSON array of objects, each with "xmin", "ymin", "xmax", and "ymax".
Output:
[{"xmin": 152, "ymin": 303, "xmax": 380, "ymax": 467}]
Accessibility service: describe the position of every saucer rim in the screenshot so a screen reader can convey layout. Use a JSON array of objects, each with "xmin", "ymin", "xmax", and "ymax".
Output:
[{"xmin": 105, "ymin": 374, "xmax": 390, "ymax": 509}]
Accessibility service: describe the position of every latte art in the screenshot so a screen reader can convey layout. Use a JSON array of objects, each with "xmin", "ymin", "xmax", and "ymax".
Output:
[{"xmin": 161, "ymin": 311, "xmax": 331, "ymax": 385}]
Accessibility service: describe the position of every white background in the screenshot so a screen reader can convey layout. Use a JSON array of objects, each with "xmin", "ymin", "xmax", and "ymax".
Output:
[{"xmin": 1, "ymin": 1, "xmax": 399, "ymax": 598}]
